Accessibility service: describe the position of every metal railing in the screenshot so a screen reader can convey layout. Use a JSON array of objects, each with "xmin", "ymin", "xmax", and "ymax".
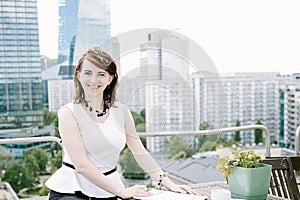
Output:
[
  {"xmin": 295, "ymin": 125, "xmax": 300, "ymax": 155},
  {"xmin": 0, "ymin": 124, "xmax": 271, "ymax": 157},
  {"xmin": 0, "ymin": 136, "xmax": 63, "ymax": 149},
  {"xmin": 138, "ymin": 124, "xmax": 271, "ymax": 157},
  {"xmin": 0, "ymin": 182, "xmax": 19, "ymax": 200}
]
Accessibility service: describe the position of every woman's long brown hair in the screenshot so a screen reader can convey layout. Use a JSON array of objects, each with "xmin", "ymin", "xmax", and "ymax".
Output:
[{"xmin": 73, "ymin": 47, "xmax": 118, "ymax": 108}]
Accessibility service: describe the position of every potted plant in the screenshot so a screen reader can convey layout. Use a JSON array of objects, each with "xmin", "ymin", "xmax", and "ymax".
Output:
[{"xmin": 216, "ymin": 148, "xmax": 271, "ymax": 200}]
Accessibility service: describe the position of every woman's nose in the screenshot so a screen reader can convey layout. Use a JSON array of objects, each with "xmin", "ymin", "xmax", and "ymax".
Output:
[{"xmin": 90, "ymin": 75, "xmax": 99, "ymax": 83}]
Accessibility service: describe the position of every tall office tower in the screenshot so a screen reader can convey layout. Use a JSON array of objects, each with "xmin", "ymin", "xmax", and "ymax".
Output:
[
  {"xmin": 120, "ymin": 30, "xmax": 195, "ymax": 155},
  {"xmin": 192, "ymin": 71, "xmax": 226, "ymax": 131},
  {"xmin": 121, "ymin": 30, "xmax": 191, "ymax": 113},
  {"xmin": 73, "ymin": 0, "xmax": 112, "ymax": 64},
  {"xmin": 279, "ymin": 73, "xmax": 300, "ymax": 149},
  {"xmin": 140, "ymin": 30, "xmax": 189, "ymax": 81},
  {"xmin": 144, "ymin": 78, "xmax": 195, "ymax": 154},
  {"xmin": 193, "ymin": 72, "xmax": 290, "ymax": 144},
  {"xmin": 58, "ymin": 0, "xmax": 79, "ymax": 64},
  {"xmin": 0, "ymin": 0, "xmax": 43, "ymax": 129}
]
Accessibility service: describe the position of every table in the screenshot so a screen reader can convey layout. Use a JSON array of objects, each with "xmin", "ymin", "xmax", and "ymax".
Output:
[{"xmin": 190, "ymin": 181, "xmax": 289, "ymax": 200}]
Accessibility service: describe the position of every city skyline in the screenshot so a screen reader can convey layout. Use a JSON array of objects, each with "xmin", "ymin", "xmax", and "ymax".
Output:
[{"xmin": 38, "ymin": 0, "xmax": 300, "ymax": 75}]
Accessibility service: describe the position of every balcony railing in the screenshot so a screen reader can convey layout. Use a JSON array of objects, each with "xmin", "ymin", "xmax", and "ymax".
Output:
[
  {"xmin": 0, "ymin": 124, "xmax": 271, "ymax": 157},
  {"xmin": 0, "ymin": 127, "xmax": 292, "ymax": 154},
  {"xmin": 2, "ymin": 124, "xmax": 300, "ymax": 200},
  {"xmin": 138, "ymin": 124, "xmax": 271, "ymax": 156},
  {"xmin": 0, "ymin": 182, "xmax": 19, "ymax": 200},
  {"xmin": 0, "ymin": 136, "xmax": 63, "ymax": 149}
]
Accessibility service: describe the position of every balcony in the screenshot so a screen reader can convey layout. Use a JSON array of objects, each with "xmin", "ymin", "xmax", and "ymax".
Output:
[{"xmin": 0, "ymin": 124, "xmax": 300, "ymax": 200}]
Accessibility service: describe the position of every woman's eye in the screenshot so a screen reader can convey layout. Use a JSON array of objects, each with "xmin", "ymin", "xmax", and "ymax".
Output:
[{"xmin": 98, "ymin": 73, "xmax": 106, "ymax": 77}]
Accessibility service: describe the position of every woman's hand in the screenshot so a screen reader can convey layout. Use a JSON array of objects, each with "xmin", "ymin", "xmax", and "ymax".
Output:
[
  {"xmin": 168, "ymin": 184, "xmax": 198, "ymax": 195},
  {"xmin": 117, "ymin": 185, "xmax": 152, "ymax": 199}
]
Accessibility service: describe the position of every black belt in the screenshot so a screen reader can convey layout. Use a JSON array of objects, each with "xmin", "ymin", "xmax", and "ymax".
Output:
[
  {"xmin": 63, "ymin": 161, "xmax": 117, "ymax": 176},
  {"xmin": 49, "ymin": 190, "xmax": 118, "ymax": 200},
  {"xmin": 75, "ymin": 191, "xmax": 118, "ymax": 200}
]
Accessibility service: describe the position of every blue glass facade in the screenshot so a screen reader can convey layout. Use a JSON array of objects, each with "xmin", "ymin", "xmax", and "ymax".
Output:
[
  {"xmin": 0, "ymin": 0, "xmax": 43, "ymax": 129},
  {"xmin": 58, "ymin": 0, "xmax": 79, "ymax": 64},
  {"xmin": 73, "ymin": 0, "xmax": 112, "ymax": 64}
]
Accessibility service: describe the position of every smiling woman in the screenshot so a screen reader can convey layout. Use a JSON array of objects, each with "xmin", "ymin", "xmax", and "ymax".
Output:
[{"xmin": 45, "ymin": 46, "xmax": 198, "ymax": 200}]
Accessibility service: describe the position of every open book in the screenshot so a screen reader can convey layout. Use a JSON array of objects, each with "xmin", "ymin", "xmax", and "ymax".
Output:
[{"xmin": 133, "ymin": 189, "xmax": 208, "ymax": 200}]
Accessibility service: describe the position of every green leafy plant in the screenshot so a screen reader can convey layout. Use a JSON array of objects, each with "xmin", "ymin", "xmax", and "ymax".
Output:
[{"xmin": 216, "ymin": 147, "xmax": 262, "ymax": 178}]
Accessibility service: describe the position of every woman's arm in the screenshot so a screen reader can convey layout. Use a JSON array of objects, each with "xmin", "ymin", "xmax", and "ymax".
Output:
[
  {"xmin": 58, "ymin": 107, "xmax": 151, "ymax": 199},
  {"xmin": 123, "ymin": 105, "xmax": 197, "ymax": 194}
]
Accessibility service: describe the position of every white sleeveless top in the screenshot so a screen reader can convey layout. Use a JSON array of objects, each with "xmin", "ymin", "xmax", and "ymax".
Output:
[{"xmin": 45, "ymin": 102, "xmax": 127, "ymax": 198}]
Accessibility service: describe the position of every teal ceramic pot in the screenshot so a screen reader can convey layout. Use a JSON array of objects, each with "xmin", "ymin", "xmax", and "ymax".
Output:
[{"xmin": 228, "ymin": 163, "xmax": 272, "ymax": 200}]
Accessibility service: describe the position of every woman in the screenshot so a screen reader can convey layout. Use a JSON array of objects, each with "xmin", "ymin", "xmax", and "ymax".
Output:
[{"xmin": 45, "ymin": 47, "xmax": 196, "ymax": 199}]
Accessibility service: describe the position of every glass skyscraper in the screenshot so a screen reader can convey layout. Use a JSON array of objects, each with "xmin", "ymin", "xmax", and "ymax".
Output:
[
  {"xmin": 73, "ymin": 0, "xmax": 112, "ymax": 64},
  {"xmin": 0, "ymin": 0, "xmax": 43, "ymax": 129},
  {"xmin": 58, "ymin": 0, "xmax": 79, "ymax": 64}
]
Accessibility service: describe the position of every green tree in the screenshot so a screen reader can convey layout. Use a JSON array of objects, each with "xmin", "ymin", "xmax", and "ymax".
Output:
[
  {"xmin": 164, "ymin": 136, "xmax": 189, "ymax": 157},
  {"xmin": 39, "ymin": 186, "xmax": 50, "ymax": 196},
  {"xmin": 24, "ymin": 153, "xmax": 40, "ymax": 186},
  {"xmin": 0, "ymin": 146, "xmax": 14, "ymax": 170},
  {"xmin": 43, "ymin": 108, "xmax": 57, "ymax": 126},
  {"xmin": 234, "ymin": 120, "xmax": 241, "ymax": 142},
  {"xmin": 130, "ymin": 110, "xmax": 146, "ymax": 146},
  {"xmin": 136, "ymin": 123, "xmax": 146, "ymax": 132},
  {"xmin": 119, "ymin": 109, "xmax": 148, "ymax": 179},
  {"xmin": 199, "ymin": 121, "xmax": 212, "ymax": 130},
  {"xmin": 43, "ymin": 108, "xmax": 59, "ymax": 138},
  {"xmin": 197, "ymin": 122, "xmax": 216, "ymax": 151},
  {"xmin": 54, "ymin": 115, "xmax": 59, "ymax": 138},
  {"xmin": 131, "ymin": 111, "xmax": 145, "ymax": 125},
  {"xmin": 119, "ymin": 148, "xmax": 146, "ymax": 179},
  {"xmin": 25, "ymin": 148, "xmax": 49, "ymax": 172},
  {"xmin": 254, "ymin": 120, "xmax": 263, "ymax": 144},
  {"xmin": 165, "ymin": 136, "xmax": 198, "ymax": 158},
  {"xmin": 51, "ymin": 150, "xmax": 62, "ymax": 173},
  {"xmin": 2, "ymin": 163, "xmax": 32, "ymax": 193},
  {"xmin": 140, "ymin": 109, "xmax": 146, "ymax": 121}
]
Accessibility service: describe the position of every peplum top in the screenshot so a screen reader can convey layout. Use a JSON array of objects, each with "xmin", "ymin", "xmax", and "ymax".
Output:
[{"xmin": 45, "ymin": 102, "xmax": 127, "ymax": 198}]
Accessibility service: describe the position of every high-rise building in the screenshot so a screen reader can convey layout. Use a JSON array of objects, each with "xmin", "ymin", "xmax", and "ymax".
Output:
[
  {"xmin": 193, "ymin": 72, "xmax": 290, "ymax": 144},
  {"xmin": 41, "ymin": 63, "xmax": 75, "ymax": 110},
  {"xmin": 119, "ymin": 30, "xmax": 195, "ymax": 155},
  {"xmin": 140, "ymin": 30, "xmax": 189, "ymax": 81},
  {"xmin": 48, "ymin": 79, "xmax": 74, "ymax": 112},
  {"xmin": 58, "ymin": 0, "xmax": 79, "ymax": 64},
  {"xmin": 0, "ymin": 0, "xmax": 43, "ymax": 129},
  {"xmin": 73, "ymin": 0, "xmax": 112, "ymax": 64},
  {"xmin": 279, "ymin": 73, "xmax": 300, "ymax": 149}
]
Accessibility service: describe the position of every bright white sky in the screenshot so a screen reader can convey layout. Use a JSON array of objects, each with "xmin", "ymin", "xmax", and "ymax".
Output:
[{"xmin": 38, "ymin": 0, "xmax": 300, "ymax": 74}]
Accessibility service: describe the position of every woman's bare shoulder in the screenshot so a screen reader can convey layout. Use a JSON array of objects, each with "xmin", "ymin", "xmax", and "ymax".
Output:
[{"xmin": 58, "ymin": 102, "xmax": 74, "ymax": 116}]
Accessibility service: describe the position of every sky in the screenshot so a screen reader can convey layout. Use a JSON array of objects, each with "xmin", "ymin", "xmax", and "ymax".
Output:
[{"xmin": 38, "ymin": 0, "xmax": 300, "ymax": 75}]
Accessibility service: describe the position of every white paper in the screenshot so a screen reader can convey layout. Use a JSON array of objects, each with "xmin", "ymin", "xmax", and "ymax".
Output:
[{"xmin": 133, "ymin": 189, "xmax": 208, "ymax": 200}]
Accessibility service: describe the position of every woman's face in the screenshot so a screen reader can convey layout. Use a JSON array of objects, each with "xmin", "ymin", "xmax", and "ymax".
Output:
[{"xmin": 77, "ymin": 59, "xmax": 113, "ymax": 99}]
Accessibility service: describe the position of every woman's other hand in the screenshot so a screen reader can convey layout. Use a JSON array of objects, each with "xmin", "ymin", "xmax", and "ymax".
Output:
[
  {"xmin": 118, "ymin": 185, "xmax": 152, "ymax": 199},
  {"xmin": 169, "ymin": 184, "xmax": 198, "ymax": 195}
]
